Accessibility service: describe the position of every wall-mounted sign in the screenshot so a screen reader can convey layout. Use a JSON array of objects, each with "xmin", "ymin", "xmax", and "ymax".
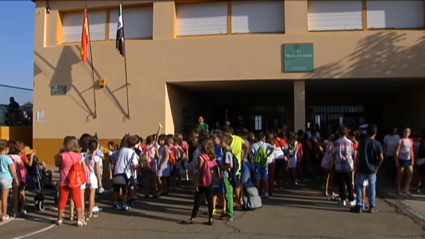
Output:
[
  {"xmin": 51, "ymin": 85, "xmax": 68, "ymax": 95},
  {"xmin": 284, "ymin": 43, "xmax": 315, "ymax": 72},
  {"xmin": 37, "ymin": 111, "xmax": 45, "ymax": 123}
]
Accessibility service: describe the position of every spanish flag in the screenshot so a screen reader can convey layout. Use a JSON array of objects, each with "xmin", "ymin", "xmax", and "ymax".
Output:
[{"xmin": 80, "ymin": 9, "xmax": 89, "ymax": 62}]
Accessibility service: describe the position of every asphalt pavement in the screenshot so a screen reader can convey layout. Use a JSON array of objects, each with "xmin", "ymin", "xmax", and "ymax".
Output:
[{"xmin": 1, "ymin": 178, "xmax": 425, "ymax": 239}]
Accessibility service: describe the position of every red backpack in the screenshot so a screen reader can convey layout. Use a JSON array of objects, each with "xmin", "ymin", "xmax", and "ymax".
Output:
[{"xmin": 67, "ymin": 154, "xmax": 86, "ymax": 188}]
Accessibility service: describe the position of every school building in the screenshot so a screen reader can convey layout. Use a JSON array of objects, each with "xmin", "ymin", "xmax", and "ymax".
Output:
[{"xmin": 33, "ymin": 0, "xmax": 425, "ymax": 163}]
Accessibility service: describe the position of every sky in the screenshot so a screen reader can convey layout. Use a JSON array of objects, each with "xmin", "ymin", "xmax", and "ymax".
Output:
[{"xmin": 0, "ymin": 1, "xmax": 35, "ymax": 90}]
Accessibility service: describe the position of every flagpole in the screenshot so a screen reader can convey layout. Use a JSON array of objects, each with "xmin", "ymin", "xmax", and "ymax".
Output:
[
  {"xmin": 121, "ymin": 3, "xmax": 130, "ymax": 118},
  {"xmin": 86, "ymin": 6, "xmax": 98, "ymax": 119}
]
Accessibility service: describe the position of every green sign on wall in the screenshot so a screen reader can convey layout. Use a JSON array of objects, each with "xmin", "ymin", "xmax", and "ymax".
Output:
[{"xmin": 284, "ymin": 43, "xmax": 314, "ymax": 72}]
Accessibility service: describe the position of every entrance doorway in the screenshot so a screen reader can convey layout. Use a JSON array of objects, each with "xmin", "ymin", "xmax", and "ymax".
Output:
[{"xmin": 211, "ymin": 105, "xmax": 285, "ymax": 132}]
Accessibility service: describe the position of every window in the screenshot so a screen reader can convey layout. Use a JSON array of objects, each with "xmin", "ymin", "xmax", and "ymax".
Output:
[
  {"xmin": 254, "ymin": 115, "xmax": 262, "ymax": 131},
  {"xmin": 231, "ymin": 1, "xmax": 284, "ymax": 34},
  {"xmin": 61, "ymin": 5, "xmax": 153, "ymax": 44},
  {"xmin": 367, "ymin": 1, "xmax": 424, "ymax": 29},
  {"xmin": 308, "ymin": 1, "xmax": 363, "ymax": 31},
  {"xmin": 176, "ymin": 2, "xmax": 228, "ymax": 36},
  {"xmin": 62, "ymin": 10, "xmax": 107, "ymax": 43},
  {"xmin": 109, "ymin": 6, "xmax": 153, "ymax": 40}
]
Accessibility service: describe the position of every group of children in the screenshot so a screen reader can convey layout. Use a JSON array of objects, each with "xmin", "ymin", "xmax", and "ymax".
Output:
[
  {"xmin": 6, "ymin": 117, "xmax": 420, "ymax": 224},
  {"xmin": 0, "ymin": 140, "xmax": 37, "ymax": 221}
]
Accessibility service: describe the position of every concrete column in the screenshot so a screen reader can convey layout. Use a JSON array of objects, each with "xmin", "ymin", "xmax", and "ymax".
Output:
[
  {"xmin": 153, "ymin": 1, "xmax": 175, "ymax": 39},
  {"xmin": 294, "ymin": 81, "xmax": 306, "ymax": 132},
  {"xmin": 284, "ymin": 0, "xmax": 308, "ymax": 34}
]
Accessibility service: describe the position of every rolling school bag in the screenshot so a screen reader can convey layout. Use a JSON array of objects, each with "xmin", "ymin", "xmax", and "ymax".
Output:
[{"xmin": 243, "ymin": 185, "xmax": 262, "ymax": 210}]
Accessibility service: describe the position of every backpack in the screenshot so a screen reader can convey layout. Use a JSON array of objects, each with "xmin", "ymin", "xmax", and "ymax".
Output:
[
  {"xmin": 243, "ymin": 185, "xmax": 262, "ymax": 210},
  {"xmin": 199, "ymin": 154, "xmax": 220, "ymax": 189},
  {"xmin": 67, "ymin": 153, "xmax": 87, "ymax": 188},
  {"xmin": 224, "ymin": 149, "xmax": 240, "ymax": 187},
  {"xmin": 169, "ymin": 148, "xmax": 177, "ymax": 165},
  {"xmin": 140, "ymin": 146, "xmax": 154, "ymax": 169},
  {"xmin": 254, "ymin": 143, "xmax": 268, "ymax": 165}
]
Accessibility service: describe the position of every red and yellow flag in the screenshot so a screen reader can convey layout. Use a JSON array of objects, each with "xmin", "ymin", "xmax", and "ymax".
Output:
[{"xmin": 80, "ymin": 9, "xmax": 89, "ymax": 62}]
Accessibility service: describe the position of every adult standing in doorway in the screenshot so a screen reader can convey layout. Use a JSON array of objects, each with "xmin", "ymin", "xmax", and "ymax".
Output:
[
  {"xmin": 196, "ymin": 116, "xmax": 209, "ymax": 134},
  {"xmin": 7, "ymin": 97, "xmax": 20, "ymax": 126},
  {"xmin": 383, "ymin": 128, "xmax": 400, "ymax": 186}
]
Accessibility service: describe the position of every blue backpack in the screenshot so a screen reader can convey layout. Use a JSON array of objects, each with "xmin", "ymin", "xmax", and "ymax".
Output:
[{"xmin": 224, "ymin": 149, "xmax": 240, "ymax": 187}]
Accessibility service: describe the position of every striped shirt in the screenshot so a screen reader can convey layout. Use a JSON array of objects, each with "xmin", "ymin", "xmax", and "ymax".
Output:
[{"xmin": 333, "ymin": 136, "xmax": 355, "ymax": 173}]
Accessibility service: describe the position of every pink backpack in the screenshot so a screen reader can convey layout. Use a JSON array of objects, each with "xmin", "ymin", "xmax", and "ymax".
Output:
[{"xmin": 199, "ymin": 154, "xmax": 220, "ymax": 188}]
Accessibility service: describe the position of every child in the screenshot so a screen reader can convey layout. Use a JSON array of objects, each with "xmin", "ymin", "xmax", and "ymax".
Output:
[
  {"xmin": 286, "ymin": 133, "xmax": 298, "ymax": 185},
  {"xmin": 0, "ymin": 140, "xmax": 19, "ymax": 221},
  {"xmin": 141, "ymin": 135, "xmax": 159, "ymax": 198},
  {"xmin": 156, "ymin": 134, "xmax": 171, "ymax": 196},
  {"xmin": 416, "ymin": 138, "xmax": 425, "ymax": 193},
  {"xmin": 113, "ymin": 135, "xmax": 140, "ymax": 211},
  {"xmin": 107, "ymin": 142, "xmax": 119, "ymax": 177},
  {"xmin": 8, "ymin": 141, "xmax": 26, "ymax": 217},
  {"xmin": 220, "ymin": 134, "xmax": 234, "ymax": 221},
  {"xmin": 173, "ymin": 136, "xmax": 185, "ymax": 188},
  {"xmin": 168, "ymin": 135, "xmax": 178, "ymax": 190},
  {"xmin": 83, "ymin": 139, "xmax": 103, "ymax": 220},
  {"xmin": 321, "ymin": 134, "xmax": 335, "ymax": 199},
  {"xmin": 213, "ymin": 132, "xmax": 226, "ymax": 216},
  {"xmin": 178, "ymin": 133, "xmax": 190, "ymax": 181},
  {"xmin": 296, "ymin": 135, "xmax": 306, "ymax": 183}
]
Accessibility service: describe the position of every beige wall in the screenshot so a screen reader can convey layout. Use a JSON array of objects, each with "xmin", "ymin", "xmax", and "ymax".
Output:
[{"xmin": 33, "ymin": 0, "xmax": 425, "ymax": 140}]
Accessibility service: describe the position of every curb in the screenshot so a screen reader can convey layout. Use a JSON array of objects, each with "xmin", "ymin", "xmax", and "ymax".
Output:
[{"xmin": 380, "ymin": 191, "xmax": 425, "ymax": 230}]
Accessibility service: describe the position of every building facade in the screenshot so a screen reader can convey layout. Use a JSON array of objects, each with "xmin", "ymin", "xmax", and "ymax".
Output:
[{"xmin": 34, "ymin": 0, "xmax": 425, "ymax": 163}]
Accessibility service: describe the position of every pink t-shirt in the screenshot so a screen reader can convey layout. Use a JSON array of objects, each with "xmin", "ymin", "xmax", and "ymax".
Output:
[
  {"xmin": 59, "ymin": 152, "xmax": 83, "ymax": 187},
  {"xmin": 182, "ymin": 141, "xmax": 189, "ymax": 150},
  {"xmin": 10, "ymin": 154, "xmax": 26, "ymax": 182}
]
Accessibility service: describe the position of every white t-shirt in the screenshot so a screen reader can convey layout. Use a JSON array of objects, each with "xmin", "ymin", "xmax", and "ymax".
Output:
[
  {"xmin": 273, "ymin": 145, "xmax": 285, "ymax": 160},
  {"xmin": 251, "ymin": 141, "xmax": 275, "ymax": 163},
  {"xmin": 114, "ymin": 148, "xmax": 139, "ymax": 178},
  {"xmin": 383, "ymin": 134, "xmax": 400, "ymax": 156},
  {"xmin": 398, "ymin": 138, "xmax": 413, "ymax": 160},
  {"xmin": 84, "ymin": 153, "xmax": 101, "ymax": 175}
]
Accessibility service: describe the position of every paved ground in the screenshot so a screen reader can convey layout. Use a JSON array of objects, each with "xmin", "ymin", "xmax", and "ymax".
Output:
[{"xmin": 1, "ymin": 174, "xmax": 425, "ymax": 239}]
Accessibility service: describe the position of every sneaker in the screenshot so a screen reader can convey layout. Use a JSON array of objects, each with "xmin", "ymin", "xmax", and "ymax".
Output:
[
  {"xmin": 350, "ymin": 205, "xmax": 362, "ymax": 213},
  {"xmin": 327, "ymin": 195, "xmax": 336, "ymax": 201},
  {"xmin": 213, "ymin": 209, "xmax": 220, "ymax": 216},
  {"xmin": 221, "ymin": 215, "xmax": 234, "ymax": 221},
  {"xmin": 121, "ymin": 205, "xmax": 130, "ymax": 211},
  {"xmin": 295, "ymin": 179, "xmax": 301, "ymax": 183},
  {"xmin": 339, "ymin": 201, "xmax": 347, "ymax": 206},
  {"xmin": 411, "ymin": 186, "xmax": 418, "ymax": 191},
  {"xmin": 20, "ymin": 210, "xmax": 27, "ymax": 215},
  {"xmin": 112, "ymin": 202, "xmax": 120, "ymax": 209},
  {"xmin": 369, "ymin": 207, "xmax": 378, "ymax": 213},
  {"xmin": 92, "ymin": 206, "xmax": 102, "ymax": 213},
  {"xmin": 349, "ymin": 200, "xmax": 356, "ymax": 207},
  {"xmin": 262, "ymin": 192, "xmax": 269, "ymax": 198}
]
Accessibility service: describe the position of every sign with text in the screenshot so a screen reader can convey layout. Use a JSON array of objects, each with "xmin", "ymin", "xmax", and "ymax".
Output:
[{"xmin": 284, "ymin": 43, "xmax": 314, "ymax": 72}]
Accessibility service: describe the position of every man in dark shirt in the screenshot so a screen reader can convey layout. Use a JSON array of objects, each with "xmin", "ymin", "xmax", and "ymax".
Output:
[
  {"xmin": 351, "ymin": 124, "xmax": 383, "ymax": 213},
  {"xmin": 7, "ymin": 97, "xmax": 20, "ymax": 125}
]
